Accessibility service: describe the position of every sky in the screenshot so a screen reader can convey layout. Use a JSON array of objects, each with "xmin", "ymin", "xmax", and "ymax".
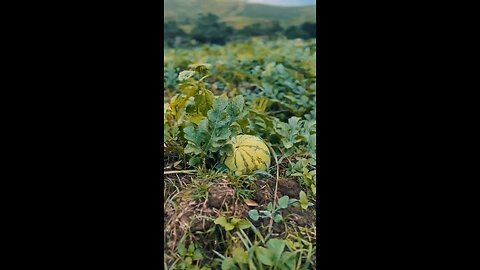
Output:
[{"xmin": 247, "ymin": 0, "xmax": 316, "ymax": 6}]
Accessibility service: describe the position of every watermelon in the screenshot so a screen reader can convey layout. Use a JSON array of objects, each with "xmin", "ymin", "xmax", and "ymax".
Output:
[{"xmin": 224, "ymin": 135, "xmax": 271, "ymax": 175}]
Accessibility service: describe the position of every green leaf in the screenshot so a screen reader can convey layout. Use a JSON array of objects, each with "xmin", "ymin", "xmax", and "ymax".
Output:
[
  {"xmin": 273, "ymin": 214, "xmax": 283, "ymax": 223},
  {"xmin": 280, "ymin": 251, "xmax": 296, "ymax": 269},
  {"xmin": 237, "ymin": 219, "xmax": 251, "ymax": 230},
  {"xmin": 278, "ymin": 196, "xmax": 289, "ymax": 209},
  {"xmin": 178, "ymin": 70, "xmax": 195, "ymax": 81},
  {"xmin": 193, "ymin": 249, "xmax": 204, "ymax": 260},
  {"xmin": 256, "ymin": 247, "xmax": 274, "ymax": 266},
  {"xmin": 184, "ymin": 142, "xmax": 202, "ymax": 155},
  {"xmin": 232, "ymin": 246, "xmax": 248, "ymax": 264},
  {"xmin": 214, "ymin": 217, "xmax": 228, "ymax": 227},
  {"xmin": 288, "ymin": 198, "xmax": 298, "ymax": 204},
  {"xmin": 230, "ymin": 218, "xmax": 242, "ymax": 225},
  {"xmin": 221, "ymin": 257, "xmax": 238, "ymax": 270},
  {"xmin": 224, "ymin": 223, "xmax": 235, "ymax": 231},
  {"xmin": 188, "ymin": 243, "xmax": 195, "ymax": 253},
  {"xmin": 248, "ymin": 210, "xmax": 259, "ymax": 221},
  {"xmin": 177, "ymin": 243, "xmax": 186, "ymax": 257},
  {"xmin": 179, "ymin": 82, "xmax": 198, "ymax": 96},
  {"xmin": 266, "ymin": 239, "xmax": 285, "ymax": 263},
  {"xmin": 299, "ymin": 190, "xmax": 310, "ymax": 209},
  {"xmin": 267, "ymin": 202, "xmax": 273, "ymax": 212},
  {"xmin": 259, "ymin": 210, "xmax": 271, "ymax": 218}
]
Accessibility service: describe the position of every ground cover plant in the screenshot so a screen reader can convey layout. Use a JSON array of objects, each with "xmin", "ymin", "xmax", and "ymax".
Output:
[{"xmin": 164, "ymin": 37, "xmax": 316, "ymax": 269}]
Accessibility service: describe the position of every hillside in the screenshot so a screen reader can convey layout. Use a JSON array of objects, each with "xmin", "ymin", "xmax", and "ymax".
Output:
[{"xmin": 164, "ymin": 0, "xmax": 316, "ymax": 29}]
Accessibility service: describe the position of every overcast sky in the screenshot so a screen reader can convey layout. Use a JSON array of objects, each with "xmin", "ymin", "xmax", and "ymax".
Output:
[{"xmin": 247, "ymin": 0, "xmax": 316, "ymax": 6}]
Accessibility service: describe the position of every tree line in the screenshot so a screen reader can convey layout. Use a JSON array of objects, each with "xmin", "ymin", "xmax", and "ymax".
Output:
[{"xmin": 164, "ymin": 13, "xmax": 316, "ymax": 47}]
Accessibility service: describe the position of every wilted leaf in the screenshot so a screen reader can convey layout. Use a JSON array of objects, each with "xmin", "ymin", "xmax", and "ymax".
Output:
[{"xmin": 244, "ymin": 199, "xmax": 259, "ymax": 207}]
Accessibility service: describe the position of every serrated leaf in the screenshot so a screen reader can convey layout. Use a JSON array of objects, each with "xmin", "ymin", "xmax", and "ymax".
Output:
[
  {"xmin": 184, "ymin": 143, "xmax": 202, "ymax": 155},
  {"xmin": 178, "ymin": 70, "xmax": 195, "ymax": 81},
  {"xmin": 185, "ymin": 113, "xmax": 206, "ymax": 125}
]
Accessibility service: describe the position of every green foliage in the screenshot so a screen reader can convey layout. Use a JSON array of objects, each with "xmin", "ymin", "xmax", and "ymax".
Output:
[
  {"xmin": 164, "ymin": 38, "xmax": 316, "ymax": 269},
  {"xmin": 248, "ymin": 195, "xmax": 296, "ymax": 224},
  {"xmin": 298, "ymin": 190, "xmax": 314, "ymax": 210},
  {"xmin": 286, "ymin": 158, "xmax": 316, "ymax": 196},
  {"xmin": 176, "ymin": 241, "xmax": 206, "ymax": 270},
  {"xmin": 214, "ymin": 216, "xmax": 251, "ymax": 232},
  {"xmin": 216, "ymin": 235, "xmax": 301, "ymax": 270},
  {"xmin": 183, "ymin": 94, "xmax": 246, "ymax": 166}
]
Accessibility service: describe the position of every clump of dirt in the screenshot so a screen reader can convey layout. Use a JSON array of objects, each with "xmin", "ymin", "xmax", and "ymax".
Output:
[
  {"xmin": 252, "ymin": 177, "xmax": 302, "ymax": 205},
  {"xmin": 252, "ymin": 179, "xmax": 274, "ymax": 205},
  {"xmin": 207, "ymin": 183, "xmax": 235, "ymax": 209},
  {"xmin": 277, "ymin": 177, "xmax": 302, "ymax": 199},
  {"xmin": 282, "ymin": 204, "xmax": 316, "ymax": 227}
]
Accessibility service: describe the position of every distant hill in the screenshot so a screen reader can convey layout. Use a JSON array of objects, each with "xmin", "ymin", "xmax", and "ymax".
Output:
[{"xmin": 164, "ymin": 0, "xmax": 316, "ymax": 30}]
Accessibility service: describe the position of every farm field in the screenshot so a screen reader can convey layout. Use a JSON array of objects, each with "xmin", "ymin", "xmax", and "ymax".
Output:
[{"xmin": 164, "ymin": 37, "xmax": 317, "ymax": 269}]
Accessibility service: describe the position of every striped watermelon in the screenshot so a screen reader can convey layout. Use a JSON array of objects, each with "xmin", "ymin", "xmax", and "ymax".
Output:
[{"xmin": 224, "ymin": 135, "xmax": 271, "ymax": 175}]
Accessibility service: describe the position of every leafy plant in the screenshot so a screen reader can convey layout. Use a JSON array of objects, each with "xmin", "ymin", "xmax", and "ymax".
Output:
[
  {"xmin": 214, "ymin": 216, "xmax": 251, "ymax": 232},
  {"xmin": 298, "ymin": 190, "xmax": 314, "ymax": 210},
  {"xmin": 248, "ymin": 195, "xmax": 296, "ymax": 224},
  {"xmin": 215, "ymin": 236, "xmax": 298, "ymax": 270},
  {"xmin": 183, "ymin": 95, "xmax": 246, "ymax": 167},
  {"xmin": 176, "ymin": 242, "xmax": 206, "ymax": 270},
  {"xmin": 286, "ymin": 158, "xmax": 316, "ymax": 196}
]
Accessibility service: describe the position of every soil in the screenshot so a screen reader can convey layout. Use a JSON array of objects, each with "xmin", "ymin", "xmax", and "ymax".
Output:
[
  {"xmin": 207, "ymin": 183, "xmax": 235, "ymax": 209},
  {"xmin": 164, "ymin": 173, "xmax": 316, "ymax": 265}
]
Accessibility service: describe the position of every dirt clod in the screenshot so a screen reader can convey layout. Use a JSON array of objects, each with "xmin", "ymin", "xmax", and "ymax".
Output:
[
  {"xmin": 277, "ymin": 177, "xmax": 302, "ymax": 199},
  {"xmin": 207, "ymin": 183, "xmax": 235, "ymax": 209}
]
